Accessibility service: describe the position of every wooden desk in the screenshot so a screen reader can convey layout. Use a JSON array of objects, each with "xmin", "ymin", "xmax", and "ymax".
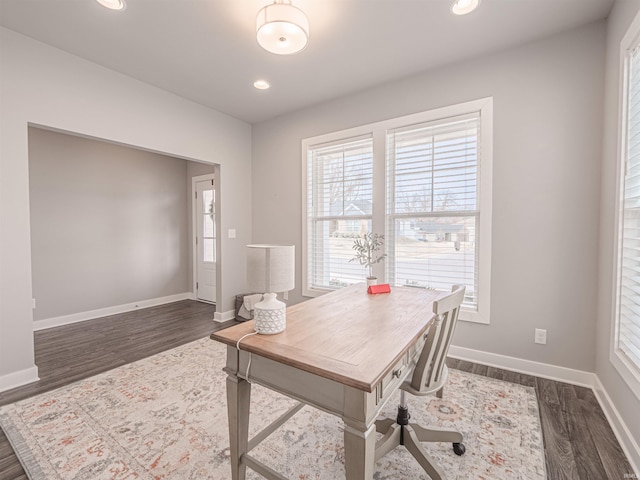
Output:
[{"xmin": 211, "ymin": 284, "xmax": 440, "ymax": 480}]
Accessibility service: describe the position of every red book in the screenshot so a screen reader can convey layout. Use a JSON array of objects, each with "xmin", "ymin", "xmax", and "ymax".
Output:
[{"xmin": 368, "ymin": 283, "xmax": 391, "ymax": 294}]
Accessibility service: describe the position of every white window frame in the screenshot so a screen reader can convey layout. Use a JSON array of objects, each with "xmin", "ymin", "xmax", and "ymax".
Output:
[
  {"xmin": 302, "ymin": 97, "xmax": 493, "ymax": 324},
  {"xmin": 304, "ymin": 134, "xmax": 375, "ymax": 291},
  {"xmin": 611, "ymin": 9, "xmax": 640, "ymax": 402}
]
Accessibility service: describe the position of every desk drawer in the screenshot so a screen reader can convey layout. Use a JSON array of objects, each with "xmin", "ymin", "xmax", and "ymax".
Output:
[{"xmin": 376, "ymin": 332, "xmax": 427, "ymax": 404}]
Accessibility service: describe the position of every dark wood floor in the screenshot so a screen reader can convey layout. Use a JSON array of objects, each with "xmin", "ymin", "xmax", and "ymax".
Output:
[{"xmin": 0, "ymin": 301, "xmax": 634, "ymax": 479}]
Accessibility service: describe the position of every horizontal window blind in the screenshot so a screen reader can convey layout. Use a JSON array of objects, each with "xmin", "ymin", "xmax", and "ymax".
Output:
[
  {"xmin": 387, "ymin": 113, "xmax": 480, "ymax": 309},
  {"xmin": 307, "ymin": 135, "xmax": 373, "ymax": 290},
  {"xmin": 618, "ymin": 44, "xmax": 640, "ymax": 373}
]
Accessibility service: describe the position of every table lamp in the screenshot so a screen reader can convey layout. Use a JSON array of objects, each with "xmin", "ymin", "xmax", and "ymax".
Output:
[{"xmin": 246, "ymin": 244, "xmax": 295, "ymax": 334}]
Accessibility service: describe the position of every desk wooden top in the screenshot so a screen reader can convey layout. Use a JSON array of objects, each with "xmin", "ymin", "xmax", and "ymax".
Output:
[{"xmin": 211, "ymin": 284, "xmax": 441, "ymax": 393}]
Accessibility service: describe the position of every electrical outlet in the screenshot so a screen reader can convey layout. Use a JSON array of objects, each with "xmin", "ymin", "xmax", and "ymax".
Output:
[{"xmin": 534, "ymin": 328, "xmax": 547, "ymax": 345}]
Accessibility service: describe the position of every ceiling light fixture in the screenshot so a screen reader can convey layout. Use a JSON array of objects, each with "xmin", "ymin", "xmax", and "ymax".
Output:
[
  {"xmin": 95, "ymin": 0, "xmax": 126, "ymax": 10},
  {"xmin": 256, "ymin": 0, "xmax": 309, "ymax": 55},
  {"xmin": 254, "ymin": 80, "xmax": 271, "ymax": 90},
  {"xmin": 451, "ymin": 0, "xmax": 479, "ymax": 15}
]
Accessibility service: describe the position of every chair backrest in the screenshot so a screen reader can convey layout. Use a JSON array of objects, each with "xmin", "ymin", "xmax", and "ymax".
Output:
[{"xmin": 408, "ymin": 284, "xmax": 466, "ymax": 394}]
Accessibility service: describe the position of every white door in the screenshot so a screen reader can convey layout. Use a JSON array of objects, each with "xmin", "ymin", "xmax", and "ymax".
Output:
[{"xmin": 196, "ymin": 179, "xmax": 216, "ymax": 303}]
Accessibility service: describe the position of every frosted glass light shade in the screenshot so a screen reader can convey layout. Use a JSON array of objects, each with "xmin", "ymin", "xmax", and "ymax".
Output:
[
  {"xmin": 256, "ymin": 2, "xmax": 309, "ymax": 55},
  {"xmin": 96, "ymin": 0, "xmax": 126, "ymax": 10},
  {"xmin": 246, "ymin": 244, "xmax": 295, "ymax": 293},
  {"xmin": 451, "ymin": 0, "xmax": 480, "ymax": 15}
]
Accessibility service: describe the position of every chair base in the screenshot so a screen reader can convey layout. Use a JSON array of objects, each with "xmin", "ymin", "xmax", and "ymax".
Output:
[{"xmin": 375, "ymin": 404, "xmax": 465, "ymax": 480}]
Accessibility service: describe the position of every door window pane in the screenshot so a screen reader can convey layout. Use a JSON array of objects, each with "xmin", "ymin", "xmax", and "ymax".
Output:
[
  {"xmin": 204, "ymin": 238, "xmax": 215, "ymax": 263},
  {"xmin": 202, "ymin": 189, "xmax": 215, "ymax": 263}
]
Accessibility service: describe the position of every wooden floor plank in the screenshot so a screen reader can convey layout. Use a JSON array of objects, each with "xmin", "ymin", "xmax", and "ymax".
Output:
[
  {"xmin": 518, "ymin": 372, "xmax": 538, "ymax": 389},
  {"xmin": 0, "ymin": 305, "xmax": 635, "ymax": 480},
  {"xmin": 537, "ymin": 376, "xmax": 561, "ymax": 406},
  {"xmin": 559, "ymin": 383, "xmax": 608, "ymax": 480},
  {"xmin": 470, "ymin": 363, "xmax": 488, "ymax": 377},
  {"xmin": 0, "ymin": 428, "xmax": 26, "ymax": 480},
  {"xmin": 447, "ymin": 357, "xmax": 474, "ymax": 373},
  {"xmin": 486, "ymin": 366, "xmax": 505, "ymax": 381},
  {"xmin": 574, "ymin": 384, "xmax": 633, "ymax": 479},
  {"xmin": 536, "ymin": 378, "xmax": 580, "ymax": 480},
  {"xmin": 502, "ymin": 369, "xmax": 521, "ymax": 385}
]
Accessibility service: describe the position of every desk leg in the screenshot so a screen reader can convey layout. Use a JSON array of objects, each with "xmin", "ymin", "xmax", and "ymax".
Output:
[
  {"xmin": 227, "ymin": 373, "xmax": 251, "ymax": 480},
  {"xmin": 343, "ymin": 420, "xmax": 376, "ymax": 479}
]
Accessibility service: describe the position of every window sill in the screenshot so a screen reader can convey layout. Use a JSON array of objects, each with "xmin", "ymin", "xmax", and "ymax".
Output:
[{"xmin": 303, "ymin": 285, "xmax": 490, "ymax": 325}]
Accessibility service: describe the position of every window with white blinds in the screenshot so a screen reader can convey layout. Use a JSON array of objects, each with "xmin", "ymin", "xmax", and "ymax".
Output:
[
  {"xmin": 302, "ymin": 98, "xmax": 492, "ymax": 323},
  {"xmin": 616, "ymin": 41, "xmax": 640, "ymax": 380},
  {"xmin": 387, "ymin": 113, "xmax": 480, "ymax": 310},
  {"xmin": 305, "ymin": 135, "xmax": 374, "ymax": 290}
]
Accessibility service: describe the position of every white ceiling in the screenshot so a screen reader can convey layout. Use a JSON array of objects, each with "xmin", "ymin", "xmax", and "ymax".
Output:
[{"xmin": 0, "ymin": 0, "xmax": 614, "ymax": 124}]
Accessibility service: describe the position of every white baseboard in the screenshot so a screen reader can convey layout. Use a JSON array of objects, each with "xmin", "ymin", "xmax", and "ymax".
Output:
[
  {"xmin": 0, "ymin": 365, "xmax": 39, "ymax": 393},
  {"xmin": 33, "ymin": 292, "xmax": 195, "ymax": 331},
  {"xmin": 214, "ymin": 309, "xmax": 235, "ymax": 323},
  {"xmin": 448, "ymin": 345, "xmax": 597, "ymax": 387},
  {"xmin": 449, "ymin": 344, "xmax": 640, "ymax": 476},
  {"xmin": 592, "ymin": 377, "xmax": 640, "ymax": 477}
]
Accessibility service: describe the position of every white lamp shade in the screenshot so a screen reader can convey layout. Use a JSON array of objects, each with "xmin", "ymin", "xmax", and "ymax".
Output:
[
  {"xmin": 256, "ymin": 2, "xmax": 309, "ymax": 55},
  {"xmin": 247, "ymin": 244, "xmax": 295, "ymax": 293}
]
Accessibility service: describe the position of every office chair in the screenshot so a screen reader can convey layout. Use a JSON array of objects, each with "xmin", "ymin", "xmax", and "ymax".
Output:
[{"xmin": 375, "ymin": 284, "xmax": 466, "ymax": 480}]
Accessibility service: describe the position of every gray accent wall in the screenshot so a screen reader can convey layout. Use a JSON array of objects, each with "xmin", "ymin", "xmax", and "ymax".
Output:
[
  {"xmin": 252, "ymin": 22, "xmax": 606, "ymax": 374},
  {"xmin": 28, "ymin": 127, "xmax": 210, "ymax": 322}
]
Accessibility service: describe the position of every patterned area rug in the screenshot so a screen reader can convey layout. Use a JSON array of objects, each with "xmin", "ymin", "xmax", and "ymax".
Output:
[{"xmin": 0, "ymin": 338, "xmax": 545, "ymax": 479}]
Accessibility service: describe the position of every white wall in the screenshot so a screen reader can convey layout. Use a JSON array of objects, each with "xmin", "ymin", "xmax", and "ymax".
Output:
[
  {"xmin": 0, "ymin": 27, "xmax": 252, "ymax": 390},
  {"xmin": 29, "ymin": 127, "xmax": 198, "ymax": 322},
  {"xmin": 252, "ymin": 22, "xmax": 605, "ymax": 373},
  {"xmin": 596, "ymin": 0, "xmax": 640, "ymax": 471}
]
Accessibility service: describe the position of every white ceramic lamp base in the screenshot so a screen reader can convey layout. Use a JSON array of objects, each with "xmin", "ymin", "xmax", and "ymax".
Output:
[{"xmin": 254, "ymin": 293, "xmax": 286, "ymax": 334}]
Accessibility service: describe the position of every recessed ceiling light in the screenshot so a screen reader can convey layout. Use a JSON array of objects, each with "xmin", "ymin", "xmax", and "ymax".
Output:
[
  {"xmin": 254, "ymin": 80, "xmax": 271, "ymax": 90},
  {"xmin": 451, "ymin": 0, "xmax": 479, "ymax": 15},
  {"xmin": 95, "ymin": 0, "xmax": 126, "ymax": 11}
]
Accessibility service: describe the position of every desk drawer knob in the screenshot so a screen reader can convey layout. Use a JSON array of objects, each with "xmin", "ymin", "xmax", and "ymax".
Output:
[{"xmin": 392, "ymin": 368, "xmax": 402, "ymax": 378}]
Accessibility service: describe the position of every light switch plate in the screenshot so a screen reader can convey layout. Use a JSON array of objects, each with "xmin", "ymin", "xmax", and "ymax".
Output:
[{"xmin": 228, "ymin": 229, "xmax": 236, "ymax": 239}]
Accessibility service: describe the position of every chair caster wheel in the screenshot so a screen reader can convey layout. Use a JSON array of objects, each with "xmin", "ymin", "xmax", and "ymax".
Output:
[{"xmin": 453, "ymin": 442, "xmax": 465, "ymax": 456}]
